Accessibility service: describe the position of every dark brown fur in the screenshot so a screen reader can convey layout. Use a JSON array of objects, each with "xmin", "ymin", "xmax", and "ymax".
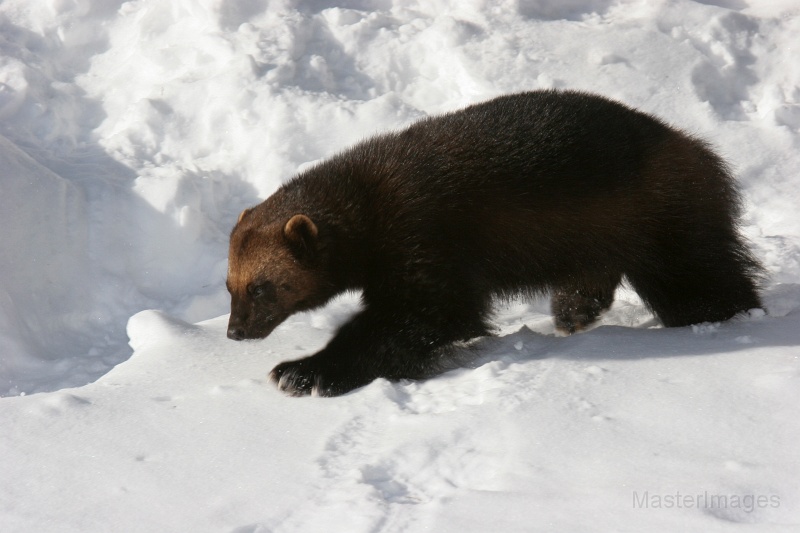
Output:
[{"xmin": 226, "ymin": 90, "xmax": 763, "ymax": 396}]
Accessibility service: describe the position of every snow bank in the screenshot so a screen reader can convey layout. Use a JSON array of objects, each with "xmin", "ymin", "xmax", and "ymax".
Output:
[
  {"xmin": 0, "ymin": 134, "xmax": 90, "ymax": 383},
  {"xmin": 2, "ymin": 303, "xmax": 798, "ymax": 532}
]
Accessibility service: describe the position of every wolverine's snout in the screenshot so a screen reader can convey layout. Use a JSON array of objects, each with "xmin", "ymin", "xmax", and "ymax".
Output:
[
  {"xmin": 227, "ymin": 311, "xmax": 249, "ymax": 340},
  {"xmin": 227, "ymin": 325, "xmax": 246, "ymax": 341},
  {"xmin": 226, "ymin": 312, "xmax": 285, "ymax": 341}
]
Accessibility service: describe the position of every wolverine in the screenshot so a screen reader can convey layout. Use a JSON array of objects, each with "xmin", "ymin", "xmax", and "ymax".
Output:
[{"xmin": 226, "ymin": 90, "xmax": 763, "ymax": 397}]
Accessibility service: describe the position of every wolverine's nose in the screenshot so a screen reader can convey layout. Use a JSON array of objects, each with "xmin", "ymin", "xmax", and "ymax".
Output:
[{"xmin": 227, "ymin": 326, "xmax": 245, "ymax": 341}]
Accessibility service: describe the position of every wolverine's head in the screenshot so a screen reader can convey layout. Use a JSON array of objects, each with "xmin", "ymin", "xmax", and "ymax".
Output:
[{"xmin": 226, "ymin": 208, "xmax": 330, "ymax": 341}]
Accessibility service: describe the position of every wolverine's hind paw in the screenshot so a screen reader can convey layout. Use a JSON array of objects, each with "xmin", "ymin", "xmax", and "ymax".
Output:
[{"xmin": 551, "ymin": 288, "xmax": 615, "ymax": 334}]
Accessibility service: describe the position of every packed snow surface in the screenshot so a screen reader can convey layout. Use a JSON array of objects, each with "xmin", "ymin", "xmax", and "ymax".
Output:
[{"xmin": 1, "ymin": 0, "xmax": 799, "ymax": 531}]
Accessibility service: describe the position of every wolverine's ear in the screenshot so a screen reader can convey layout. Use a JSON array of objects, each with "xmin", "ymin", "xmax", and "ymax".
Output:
[
  {"xmin": 284, "ymin": 214, "xmax": 318, "ymax": 256},
  {"xmin": 237, "ymin": 208, "xmax": 252, "ymax": 224}
]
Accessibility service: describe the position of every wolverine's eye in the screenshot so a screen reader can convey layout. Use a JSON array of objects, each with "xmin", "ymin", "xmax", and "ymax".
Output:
[{"xmin": 249, "ymin": 281, "xmax": 276, "ymax": 300}]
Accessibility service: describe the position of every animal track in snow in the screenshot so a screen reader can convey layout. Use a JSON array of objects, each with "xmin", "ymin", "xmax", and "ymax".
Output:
[
  {"xmin": 30, "ymin": 393, "xmax": 92, "ymax": 417},
  {"xmin": 683, "ymin": 12, "xmax": 760, "ymax": 119}
]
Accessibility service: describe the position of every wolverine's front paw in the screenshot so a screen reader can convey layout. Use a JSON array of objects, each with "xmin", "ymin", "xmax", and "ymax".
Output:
[
  {"xmin": 269, "ymin": 359, "xmax": 317, "ymax": 396},
  {"xmin": 269, "ymin": 357, "xmax": 368, "ymax": 397}
]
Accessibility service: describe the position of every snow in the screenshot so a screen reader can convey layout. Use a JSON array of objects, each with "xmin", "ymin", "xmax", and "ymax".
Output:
[{"xmin": 0, "ymin": 0, "xmax": 798, "ymax": 531}]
